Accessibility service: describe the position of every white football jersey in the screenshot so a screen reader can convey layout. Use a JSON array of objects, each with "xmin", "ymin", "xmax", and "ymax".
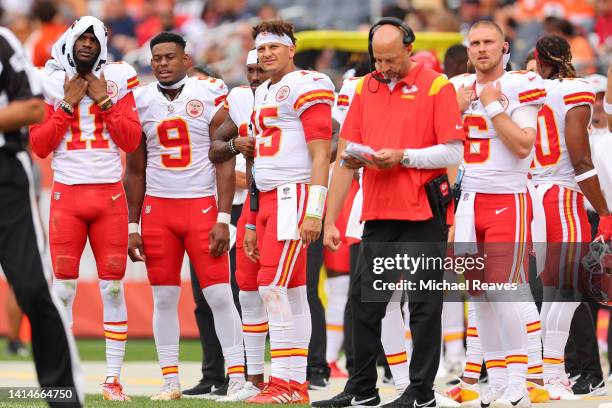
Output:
[
  {"xmin": 134, "ymin": 76, "xmax": 227, "ymax": 198},
  {"xmin": 225, "ymin": 85, "xmax": 254, "ymax": 205},
  {"xmin": 252, "ymin": 70, "xmax": 335, "ymax": 192},
  {"xmin": 39, "ymin": 61, "xmax": 139, "ymax": 185},
  {"xmin": 450, "ymin": 71, "xmax": 546, "ymax": 193},
  {"xmin": 530, "ymin": 78, "xmax": 595, "ymax": 191},
  {"xmin": 333, "ymin": 76, "xmax": 361, "ymax": 128}
]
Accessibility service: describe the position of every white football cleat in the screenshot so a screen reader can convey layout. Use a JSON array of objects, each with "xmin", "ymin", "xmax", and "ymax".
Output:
[
  {"xmin": 490, "ymin": 384, "xmax": 531, "ymax": 408},
  {"xmin": 217, "ymin": 380, "xmax": 261, "ymax": 402},
  {"xmin": 151, "ymin": 382, "xmax": 181, "ymax": 401},
  {"xmin": 545, "ymin": 378, "xmax": 580, "ymax": 400}
]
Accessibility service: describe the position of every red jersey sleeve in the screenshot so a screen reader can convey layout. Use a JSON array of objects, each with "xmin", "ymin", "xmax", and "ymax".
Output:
[
  {"xmin": 300, "ymin": 103, "xmax": 332, "ymax": 142},
  {"xmin": 432, "ymin": 78, "xmax": 465, "ymax": 145},
  {"xmin": 29, "ymin": 102, "xmax": 72, "ymax": 158},
  {"xmin": 99, "ymin": 91, "xmax": 142, "ymax": 153}
]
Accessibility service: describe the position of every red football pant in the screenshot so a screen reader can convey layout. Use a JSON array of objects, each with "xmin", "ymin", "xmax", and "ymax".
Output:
[
  {"xmin": 236, "ymin": 195, "xmax": 261, "ymax": 291},
  {"xmin": 141, "ymin": 195, "xmax": 230, "ymax": 287},
  {"xmin": 539, "ymin": 185, "xmax": 590, "ymax": 288},
  {"xmin": 49, "ymin": 181, "xmax": 127, "ymax": 280},
  {"xmin": 256, "ymin": 184, "xmax": 308, "ymax": 288},
  {"xmin": 472, "ymin": 192, "xmax": 531, "ymax": 284},
  {"xmin": 323, "ymin": 179, "xmax": 359, "ymax": 274}
]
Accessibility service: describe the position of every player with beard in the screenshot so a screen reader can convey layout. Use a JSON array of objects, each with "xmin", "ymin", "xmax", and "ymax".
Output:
[
  {"xmin": 208, "ymin": 49, "xmax": 272, "ymax": 401},
  {"xmin": 29, "ymin": 16, "xmax": 141, "ymax": 401},
  {"xmin": 125, "ymin": 32, "xmax": 245, "ymax": 400}
]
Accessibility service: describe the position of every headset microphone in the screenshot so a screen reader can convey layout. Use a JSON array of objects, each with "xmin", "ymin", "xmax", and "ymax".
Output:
[{"xmin": 367, "ymin": 17, "xmax": 415, "ymax": 85}]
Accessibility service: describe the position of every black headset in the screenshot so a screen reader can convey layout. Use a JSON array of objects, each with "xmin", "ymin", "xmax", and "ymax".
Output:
[{"xmin": 367, "ymin": 17, "xmax": 416, "ymax": 83}]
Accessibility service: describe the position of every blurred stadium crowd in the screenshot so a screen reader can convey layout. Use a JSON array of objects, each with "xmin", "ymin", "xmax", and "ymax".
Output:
[{"xmin": 1, "ymin": 0, "xmax": 611, "ymax": 87}]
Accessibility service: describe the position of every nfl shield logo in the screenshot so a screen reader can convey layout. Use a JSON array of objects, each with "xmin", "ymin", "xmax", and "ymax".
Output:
[
  {"xmin": 53, "ymin": 192, "xmax": 61, "ymax": 200},
  {"xmin": 283, "ymin": 187, "xmax": 290, "ymax": 195},
  {"xmin": 145, "ymin": 205, "xmax": 151, "ymax": 214}
]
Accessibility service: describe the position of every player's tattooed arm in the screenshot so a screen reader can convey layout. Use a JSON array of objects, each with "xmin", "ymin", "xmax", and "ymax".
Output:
[
  {"xmin": 566, "ymin": 105, "xmax": 610, "ymax": 217},
  {"xmin": 209, "ymin": 108, "xmax": 235, "ymax": 256},
  {"xmin": 124, "ymin": 135, "xmax": 147, "ymax": 262},
  {"xmin": 330, "ymin": 118, "xmax": 340, "ymax": 162}
]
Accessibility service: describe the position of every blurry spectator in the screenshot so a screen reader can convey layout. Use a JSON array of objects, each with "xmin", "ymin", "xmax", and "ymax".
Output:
[
  {"xmin": 218, "ymin": 0, "xmax": 252, "ymax": 23},
  {"xmin": 443, "ymin": 44, "xmax": 468, "ymax": 78},
  {"xmin": 257, "ymin": 2, "xmax": 279, "ymax": 21},
  {"xmin": 543, "ymin": 16, "xmax": 596, "ymax": 75},
  {"xmin": 28, "ymin": 0, "xmax": 66, "ymax": 67},
  {"xmin": 523, "ymin": 49, "xmax": 536, "ymax": 72},
  {"xmin": 104, "ymin": 0, "xmax": 138, "ymax": 60},
  {"xmin": 5, "ymin": 13, "xmax": 31, "ymax": 44},
  {"xmin": 595, "ymin": 0, "xmax": 612, "ymax": 56},
  {"xmin": 135, "ymin": 0, "xmax": 189, "ymax": 45},
  {"xmin": 427, "ymin": 8, "xmax": 461, "ymax": 33},
  {"xmin": 515, "ymin": 0, "xmax": 595, "ymax": 29},
  {"xmin": 1, "ymin": 0, "xmax": 33, "ymax": 15}
]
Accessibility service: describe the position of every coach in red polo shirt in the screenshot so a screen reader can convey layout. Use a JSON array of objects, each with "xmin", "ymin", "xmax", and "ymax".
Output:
[{"xmin": 313, "ymin": 20, "xmax": 465, "ymax": 408}]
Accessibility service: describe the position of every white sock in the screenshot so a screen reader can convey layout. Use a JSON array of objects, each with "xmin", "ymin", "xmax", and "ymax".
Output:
[
  {"xmin": 53, "ymin": 279, "xmax": 77, "ymax": 329},
  {"xmin": 325, "ymin": 275, "xmax": 349, "ymax": 363},
  {"xmin": 100, "ymin": 280, "xmax": 128, "ymax": 380},
  {"xmin": 402, "ymin": 302, "xmax": 413, "ymax": 356},
  {"xmin": 288, "ymin": 286, "xmax": 311, "ymax": 384},
  {"xmin": 542, "ymin": 301, "xmax": 579, "ymax": 382},
  {"xmin": 474, "ymin": 301, "xmax": 507, "ymax": 389},
  {"xmin": 152, "ymin": 286, "xmax": 180, "ymax": 385},
  {"xmin": 239, "ymin": 290, "xmax": 268, "ymax": 376},
  {"xmin": 382, "ymin": 296, "xmax": 409, "ymax": 389},
  {"xmin": 520, "ymin": 301, "xmax": 543, "ymax": 381},
  {"xmin": 203, "ymin": 283, "xmax": 245, "ymax": 379},
  {"xmin": 464, "ymin": 301, "xmax": 482, "ymax": 380},
  {"xmin": 492, "ymin": 302, "xmax": 527, "ymax": 387},
  {"xmin": 259, "ymin": 285, "xmax": 293, "ymax": 382},
  {"xmin": 443, "ymin": 301, "xmax": 465, "ymax": 360}
]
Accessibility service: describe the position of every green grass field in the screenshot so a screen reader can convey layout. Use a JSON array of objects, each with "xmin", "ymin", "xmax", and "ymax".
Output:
[
  {"xmin": 0, "ymin": 395, "xmax": 307, "ymax": 407},
  {"xmin": 0, "ymin": 337, "xmax": 272, "ymax": 362}
]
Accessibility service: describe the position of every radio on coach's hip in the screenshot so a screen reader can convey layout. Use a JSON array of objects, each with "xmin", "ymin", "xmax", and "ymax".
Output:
[
  {"xmin": 424, "ymin": 173, "xmax": 452, "ymax": 234},
  {"xmin": 249, "ymin": 182, "xmax": 259, "ymax": 212}
]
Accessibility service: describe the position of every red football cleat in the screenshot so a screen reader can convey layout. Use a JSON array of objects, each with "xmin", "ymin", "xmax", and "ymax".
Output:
[
  {"xmin": 289, "ymin": 380, "xmax": 309, "ymax": 403},
  {"xmin": 246, "ymin": 376, "xmax": 292, "ymax": 404},
  {"xmin": 329, "ymin": 361, "xmax": 348, "ymax": 378},
  {"xmin": 101, "ymin": 377, "xmax": 131, "ymax": 401}
]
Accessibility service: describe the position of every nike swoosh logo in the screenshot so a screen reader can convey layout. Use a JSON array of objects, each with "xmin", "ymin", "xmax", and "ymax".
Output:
[
  {"xmin": 414, "ymin": 398, "xmax": 435, "ymax": 407},
  {"xmin": 456, "ymin": 124, "xmax": 463, "ymax": 130},
  {"xmin": 111, "ymin": 193, "xmax": 122, "ymax": 200},
  {"xmin": 202, "ymin": 206, "xmax": 213, "ymax": 214},
  {"xmin": 480, "ymin": 402, "xmax": 491, "ymax": 408},
  {"xmin": 510, "ymin": 396, "xmax": 523, "ymax": 406},
  {"xmin": 528, "ymin": 77, "xmax": 536, "ymax": 82},
  {"xmin": 495, "ymin": 207, "xmax": 508, "ymax": 215},
  {"xmin": 350, "ymin": 396, "xmax": 376, "ymax": 405},
  {"xmin": 132, "ymin": 106, "xmax": 137, "ymax": 111},
  {"xmin": 313, "ymin": 77, "xmax": 324, "ymax": 81}
]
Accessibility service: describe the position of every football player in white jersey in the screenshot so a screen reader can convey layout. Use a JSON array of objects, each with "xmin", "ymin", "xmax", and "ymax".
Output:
[
  {"xmin": 241, "ymin": 20, "xmax": 334, "ymax": 404},
  {"xmin": 208, "ymin": 49, "xmax": 271, "ymax": 401},
  {"xmin": 29, "ymin": 16, "xmax": 141, "ymax": 401},
  {"xmin": 530, "ymin": 35, "xmax": 612, "ymax": 400},
  {"xmin": 451, "ymin": 21, "xmax": 546, "ymax": 408},
  {"xmin": 124, "ymin": 32, "xmax": 244, "ymax": 401}
]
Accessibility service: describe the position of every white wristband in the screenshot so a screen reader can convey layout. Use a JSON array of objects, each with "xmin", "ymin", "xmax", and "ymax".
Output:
[
  {"xmin": 217, "ymin": 212, "xmax": 231, "ymax": 224},
  {"xmin": 306, "ymin": 185, "xmax": 327, "ymax": 219},
  {"xmin": 605, "ymin": 100, "xmax": 612, "ymax": 115},
  {"xmin": 128, "ymin": 223, "xmax": 139, "ymax": 234},
  {"xmin": 575, "ymin": 168, "xmax": 598, "ymax": 183},
  {"xmin": 485, "ymin": 101, "xmax": 504, "ymax": 119}
]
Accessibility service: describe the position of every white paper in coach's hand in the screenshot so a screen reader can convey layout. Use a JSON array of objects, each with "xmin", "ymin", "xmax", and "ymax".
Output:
[{"xmin": 344, "ymin": 143, "xmax": 376, "ymax": 165}]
